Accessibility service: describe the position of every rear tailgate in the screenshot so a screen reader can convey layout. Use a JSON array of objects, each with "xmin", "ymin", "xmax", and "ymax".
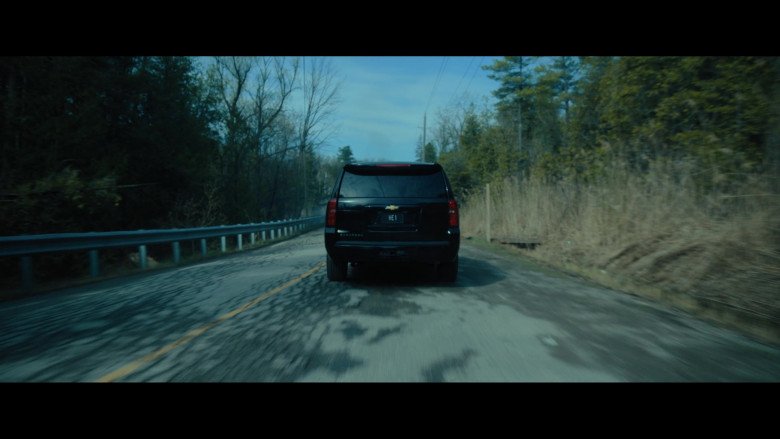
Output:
[
  {"xmin": 337, "ymin": 197, "xmax": 449, "ymax": 242},
  {"xmin": 334, "ymin": 164, "xmax": 451, "ymax": 243}
]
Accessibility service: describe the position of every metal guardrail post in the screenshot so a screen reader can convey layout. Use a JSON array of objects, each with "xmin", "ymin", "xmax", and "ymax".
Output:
[
  {"xmin": 89, "ymin": 250, "xmax": 99, "ymax": 277},
  {"xmin": 172, "ymin": 242, "xmax": 180, "ymax": 264},
  {"xmin": 139, "ymin": 245, "xmax": 147, "ymax": 269},
  {"xmin": 21, "ymin": 256, "xmax": 33, "ymax": 291}
]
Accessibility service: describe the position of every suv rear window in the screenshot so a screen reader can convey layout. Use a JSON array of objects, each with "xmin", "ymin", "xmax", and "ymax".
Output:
[{"xmin": 338, "ymin": 169, "xmax": 447, "ymax": 198}]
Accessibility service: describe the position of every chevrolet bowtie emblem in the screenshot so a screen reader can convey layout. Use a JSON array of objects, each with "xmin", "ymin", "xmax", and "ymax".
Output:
[{"xmin": 385, "ymin": 205, "xmax": 400, "ymax": 211}]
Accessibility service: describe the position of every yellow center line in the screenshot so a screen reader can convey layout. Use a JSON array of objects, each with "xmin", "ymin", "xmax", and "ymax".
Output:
[{"xmin": 94, "ymin": 261, "xmax": 326, "ymax": 383}]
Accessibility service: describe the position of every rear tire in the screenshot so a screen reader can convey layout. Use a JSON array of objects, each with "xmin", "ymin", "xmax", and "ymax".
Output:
[
  {"xmin": 327, "ymin": 254, "xmax": 348, "ymax": 281},
  {"xmin": 438, "ymin": 255, "xmax": 458, "ymax": 282}
]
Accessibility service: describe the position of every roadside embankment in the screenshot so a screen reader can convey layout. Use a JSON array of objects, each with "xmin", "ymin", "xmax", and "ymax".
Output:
[{"xmin": 460, "ymin": 160, "xmax": 780, "ymax": 345}]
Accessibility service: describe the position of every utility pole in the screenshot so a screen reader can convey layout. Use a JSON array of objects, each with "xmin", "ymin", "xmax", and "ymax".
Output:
[
  {"xmin": 301, "ymin": 56, "xmax": 308, "ymax": 217},
  {"xmin": 423, "ymin": 113, "xmax": 427, "ymax": 153},
  {"xmin": 486, "ymin": 183, "xmax": 491, "ymax": 243},
  {"xmin": 516, "ymin": 57, "xmax": 525, "ymax": 182},
  {"xmin": 517, "ymin": 102, "xmax": 523, "ymax": 180}
]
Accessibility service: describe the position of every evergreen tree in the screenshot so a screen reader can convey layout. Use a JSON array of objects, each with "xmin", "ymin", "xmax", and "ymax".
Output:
[
  {"xmin": 593, "ymin": 56, "xmax": 777, "ymax": 178},
  {"xmin": 567, "ymin": 56, "xmax": 615, "ymax": 154},
  {"xmin": 483, "ymin": 56, "xmax": 536, "ymax": 178},
  {"xmin": 337, "ymin": 145, "xmax": 355, "ymax": 165},
  {"xmin": 423, "ymin": 142, "xmax": 437, "ymax": 163},
  {"xmin": 0, "ymin": 56, "xmax": 221, "ymax": 234}
]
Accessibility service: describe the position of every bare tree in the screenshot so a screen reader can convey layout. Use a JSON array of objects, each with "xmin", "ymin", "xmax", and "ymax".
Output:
[
  {"xmin": 248, "ymin": 57, "xmax": 300, "ymax": 220},
  {"xmin": 212, "ymin": 56, "xmax": 255, "ymax": 222},
  {"xmin": 212, "ymin": 57, "xmax": 308, "ymax": 221},
  {"xmin": 208, "ymin": 56, "xmax": 340, "ymax": 220},
  {"xmin": 433, "ymin": 93, "xmax": 491, "ymax": 155},
  {"xmin": 214, "ymin": 56, "xmax": 253, "ymax": 133},
  {"xmin": 297, "ymin": 57, "xmax": 341, "ymax": 215},
  {"xmin": 254, "ymin": 57, "xmax": 299, "ymax": 157}
]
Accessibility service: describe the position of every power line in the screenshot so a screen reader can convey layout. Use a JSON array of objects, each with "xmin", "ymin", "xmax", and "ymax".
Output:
[
  {"xmin": 453, "ymin": 57, "xmax": 475, "ymax": 98},
  {"xmin": 425, "ymin": 57, "xmax": 449, "ymax": 116},
  {"xmin": 462, "ymin": 56, "xmax": 485, "ymax": 99}
]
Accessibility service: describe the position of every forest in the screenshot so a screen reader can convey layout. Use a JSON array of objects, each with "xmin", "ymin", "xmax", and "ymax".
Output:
[
  {"xmin": 418, "ymin": 56, "xmax": 778, "ymax": 197},
  {"xmin": 1, "ymin": 56, "xmax": 342, "ymax": 238}
]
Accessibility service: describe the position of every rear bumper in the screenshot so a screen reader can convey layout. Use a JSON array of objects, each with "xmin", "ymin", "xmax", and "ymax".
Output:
[{"xmin": 325, "ymin": 229, "xmax": 459, "ymax": 264}]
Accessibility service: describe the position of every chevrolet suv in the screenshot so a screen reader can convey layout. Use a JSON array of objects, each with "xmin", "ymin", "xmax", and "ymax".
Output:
[{"xmin": 324, "ymin": 162, "xmax": 460, "ymax": 282}]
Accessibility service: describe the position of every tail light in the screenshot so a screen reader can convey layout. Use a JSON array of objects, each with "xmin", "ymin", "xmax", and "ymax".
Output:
[
  {"xmin": 326, "ymin": 199, "xmax": 337, "ymax": 227},
  {"xmin": 448, "ymin": 199, "xmax": 459, "ymax": 227}
]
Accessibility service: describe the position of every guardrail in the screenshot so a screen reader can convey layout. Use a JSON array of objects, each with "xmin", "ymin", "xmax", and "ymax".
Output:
[{"xmin": 0, "ymin": 216, "xmax": 323, "ymax": 291}]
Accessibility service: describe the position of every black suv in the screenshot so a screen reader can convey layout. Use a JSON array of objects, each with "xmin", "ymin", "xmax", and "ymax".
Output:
[{"xmin": 324, "ymin": 162, "xmax": 460, "ymax": 282}]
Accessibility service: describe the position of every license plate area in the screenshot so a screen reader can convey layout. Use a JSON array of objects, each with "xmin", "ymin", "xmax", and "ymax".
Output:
[
  {"xmin": 379, "ymin": 249, "xmax": 407, "ymax": 257},
  {"xmin": 379, "ymin": 212, "xmax": 404, "ymax": 224}
]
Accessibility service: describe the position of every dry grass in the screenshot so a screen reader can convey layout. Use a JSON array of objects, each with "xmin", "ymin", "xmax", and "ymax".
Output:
[{"xmin": 461, "ymin": 158, "xmax": 780, "ymax": 343}]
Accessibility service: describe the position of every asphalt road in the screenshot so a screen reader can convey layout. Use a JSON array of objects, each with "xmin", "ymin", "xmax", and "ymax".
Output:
[{"xmin": 1, "ymin": 228, "xmax": 778, "ymax": 382}]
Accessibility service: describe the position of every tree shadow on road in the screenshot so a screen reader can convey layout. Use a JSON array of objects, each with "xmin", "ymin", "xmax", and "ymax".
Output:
[{"xmin": 346, "ymin": 256, "xmax": 506, "ymax": 289}]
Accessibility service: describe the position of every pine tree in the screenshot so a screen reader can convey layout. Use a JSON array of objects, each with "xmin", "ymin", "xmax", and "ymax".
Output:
[{"xmin": 337, "ymin": 145, "xmax": 355, "ymax": 165}]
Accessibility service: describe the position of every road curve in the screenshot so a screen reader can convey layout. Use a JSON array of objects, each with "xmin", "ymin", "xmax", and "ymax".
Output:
[{"xmin": 1, "ymin": 228, "xmax": 778, "ymax": 382}]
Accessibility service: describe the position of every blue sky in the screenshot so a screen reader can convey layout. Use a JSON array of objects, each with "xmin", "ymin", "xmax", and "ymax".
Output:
[{"xmin": 318, "ymin": 56, "xmax": 503, "ymax": 162}]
